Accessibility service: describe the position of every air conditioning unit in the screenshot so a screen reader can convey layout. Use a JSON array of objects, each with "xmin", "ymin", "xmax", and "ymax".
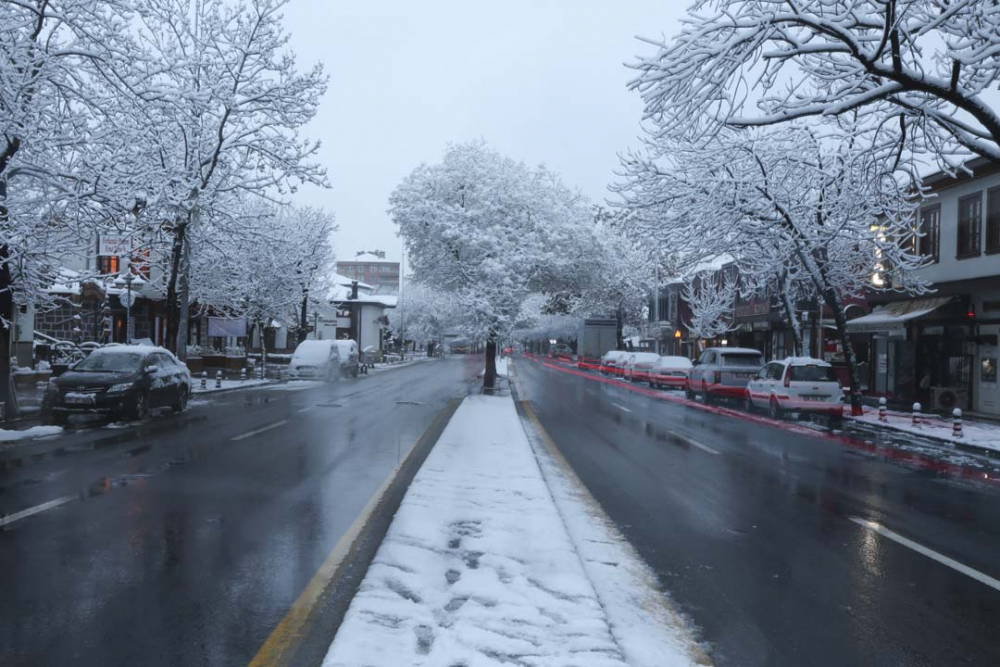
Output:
[{"xmin": 931, "ymin": 386, "xmax": 969, "ymax": 411}]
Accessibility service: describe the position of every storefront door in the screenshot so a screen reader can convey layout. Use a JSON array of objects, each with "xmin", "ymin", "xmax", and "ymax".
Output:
[{"xmin": 977, "ymin": 325, "xmax": 999, "ymax": 415}]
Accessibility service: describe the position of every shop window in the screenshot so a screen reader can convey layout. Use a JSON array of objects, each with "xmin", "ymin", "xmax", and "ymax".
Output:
[
  {"xmin": 914, "ymin": 204, "xmax": 939, "ymax": 261},
  {"xmin": 97, "ymin": 255, "xmax": 119, "ymax": 275},
  {"xmin": 987, "ymin": 186, "xmax": 1000, "ymax": 254},
  {"xmin": 957, "ymin": 192, "xmax": 982, "ymax": 258}
]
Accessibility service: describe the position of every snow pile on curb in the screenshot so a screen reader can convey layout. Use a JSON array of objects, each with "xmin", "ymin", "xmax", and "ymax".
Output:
[
  {"xmin": 367, "ymin": 356, "xmax": 434, "ymax": 375},
  {"xmin": 852, "ymin": 409, "xmax": 1000, "ymax": 453},
  {"xmin": 191, "ymin": 378, "xmax": 275, "ymax": 394},
  {"xmin": 322, "ymin": 394, "xmax": 704, "ymax": 667},
  {"xmin": 0, "ymin": 425, "xmax": 63, "ymax": 443}
]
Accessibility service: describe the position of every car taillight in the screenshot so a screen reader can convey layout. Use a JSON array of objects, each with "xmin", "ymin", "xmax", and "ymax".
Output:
[
  {"xmin": 713, "ymin": 371, "xmax": 721, "ymax": 384},
  {"xmin": 783, "ymin": 367, "xmax": 791, "ymax": 387}
]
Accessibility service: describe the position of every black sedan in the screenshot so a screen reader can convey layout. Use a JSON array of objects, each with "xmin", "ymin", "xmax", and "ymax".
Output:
[{"xmin": 42, "ymin": 345, "xmax": 192, "ymax": 424}]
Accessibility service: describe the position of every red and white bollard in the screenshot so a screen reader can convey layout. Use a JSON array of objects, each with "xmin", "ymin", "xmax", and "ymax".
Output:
[
  {"xmin": 216, "ymin": 370, "xmax": 222, "ymax": 389},
  {"xmin": 953, "ymin": 408, "xmax": 963, "ymax": 439},
  {"xmin": 240, "ymin": 367, "xmax": 247, "ymax": 381},
  {"xmin": 200, "ymin": 371, "xmax": 207, "ymax": 390},
  {"xmin": 912, "ymin": 402, "xmax": 921, "ymax": 428},
  {"xmin": 878, "ymin": 397, "xmax": 887, "ymax": 422}
]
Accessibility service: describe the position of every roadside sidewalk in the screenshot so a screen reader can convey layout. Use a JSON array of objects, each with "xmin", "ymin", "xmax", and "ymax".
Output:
[
  {"xmin": 321, "ymin": 392, "xmax": 705, "ymax": 667},
  {"xmin": 850, "ymin": 406, "xmax": 1000, "ymax": 456}
]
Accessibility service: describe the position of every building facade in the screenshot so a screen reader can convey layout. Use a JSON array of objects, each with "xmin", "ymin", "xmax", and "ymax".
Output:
[
  {"xmin": 847, "ymin": 158, "xmax": 1000, "ymax": 415},
  {"xmin": 335, "ymin": 255, "xmax": 401, "ymax": 293}
]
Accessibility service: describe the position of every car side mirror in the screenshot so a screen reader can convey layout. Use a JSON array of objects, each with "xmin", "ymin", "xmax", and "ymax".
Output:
[
  {"xmin": 144, "ymin": 365, "xmax": 159, "ymax": 374},
  {"xmin": 692, "ymin": 360, "xmax": 700, "ymax": 366}
]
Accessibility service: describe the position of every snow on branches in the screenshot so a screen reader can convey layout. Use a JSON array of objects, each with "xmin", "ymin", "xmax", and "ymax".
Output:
[
  {"xmin": 682, "ymin": 270, "xmax": 738, "ymax": 342},
  {"xmin": 629, "ymin": 0, "xmax": 1000, "ymax": 169},
  {"xmin": 389, "ymin": 141, "xmax": 594, "ymax": 385}
]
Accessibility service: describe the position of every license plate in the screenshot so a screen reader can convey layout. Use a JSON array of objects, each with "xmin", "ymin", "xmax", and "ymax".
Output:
[
  {"xmin": 803, "ymin": 395, "xmax": 828, "ymax": 401},
  {"xmin": 65, "ymin": 395, "xmax": 95, "ymax": 405}
]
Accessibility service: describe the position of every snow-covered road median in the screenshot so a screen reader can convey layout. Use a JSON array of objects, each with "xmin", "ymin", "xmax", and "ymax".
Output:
[{"xmin": 322, "ymin": 393, "xmax": 705, "ymax": 667}]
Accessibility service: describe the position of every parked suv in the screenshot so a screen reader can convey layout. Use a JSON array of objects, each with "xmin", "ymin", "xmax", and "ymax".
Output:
[
  {"xmin": 42, "ymin": 345, "xmax": 191, "ymax": 424},
  {"xmin": 686, "ymin": 347, "xmax": 764, "ymax": 404},
  {"xmin": 745, "ymin": 357, "xmax": 844, "ymax": 424}
]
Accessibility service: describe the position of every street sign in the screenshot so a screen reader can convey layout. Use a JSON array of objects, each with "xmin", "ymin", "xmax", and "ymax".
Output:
[{"xmin": 120, "ymin": 291, "xmax": 136, "ymax": 308}]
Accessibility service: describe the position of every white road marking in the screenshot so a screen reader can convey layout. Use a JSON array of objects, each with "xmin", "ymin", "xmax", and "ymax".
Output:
[
  {"xmin": 0, "ymin": 496, "xmax": 75, "ymax": 528},
  {"xmin": 611, "ymin": 402, "xmax": 633, "ymax": 414},
  {"xmin": 296, "ymin": 406, "xmax": 314, "ymax": 413},
  {"xmin": 850, "ymin": 517, "xmax": 1000, "ymax": 593},
  {"xmin": 683, "ymin": 438, "xmax": 721, "ymax": 455},
  {"xmin": 231, "ymin": 419, "xmax": 289, "ymax": 442}
]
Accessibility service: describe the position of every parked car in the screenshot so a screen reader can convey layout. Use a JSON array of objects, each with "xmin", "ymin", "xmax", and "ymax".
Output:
[
  {"xmin": 686, "ymin": 347, "xmax": 764, "ymax": 403},
  {"xmin": 623, "ymin": 352, "xmax": 661, "ymax": 382},
  {"xmin": 548, "ymin": 343, "xmax": 573, "ymax": 361},
  {"xmin": 600, "ymin": 350, "xmax": 629, "ymax": 375},
  {"xmin": 288, "ymin": 340, "xmax": 341, "ymax": 381},
  {"xmin": 42, "ymin": 345, "xmax": 191, "ymax": 424},
  {"xmin": 648, "ymin": 356, "xmax": 693, "ymax": 390},
  {"xmin": 334, "ymin": 339, "xmax": 360, "ymax": 378},
  {"xmin": 745, "ymin": 357, "xmax": 844, "ymax": 424}
]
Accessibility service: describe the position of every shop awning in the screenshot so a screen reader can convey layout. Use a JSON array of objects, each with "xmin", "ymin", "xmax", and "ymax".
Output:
[{"xmin": 846, "ymin": 297, "xmax": 953, "ymax": 334}]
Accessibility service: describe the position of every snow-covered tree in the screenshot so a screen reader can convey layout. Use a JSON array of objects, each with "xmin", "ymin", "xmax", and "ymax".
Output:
[
  {"xmin": 0, "ymin": 0, "xmax": 140, "ymax": 415},
  {"xmin": 121, "ymin": 0, "xmax": 329, "ymax": 357},
  {"xmin": 390, "ymin": 141, "xmax": 593, "ymax": 388},
  {"xmin": 629, "ymin": 0, "xmax": 1000, "ymax": 169},
  {"xmin": 682, "ymin": 271, "xmax": 737, "ymax": 343},
  {"xmin": 615, "ymin": 125, "xmax": 930, "ymax": 413}
]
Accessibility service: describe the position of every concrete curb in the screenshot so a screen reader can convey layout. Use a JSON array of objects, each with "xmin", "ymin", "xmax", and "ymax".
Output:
[
  {"xmin": 191, "ymin": 380, "xmax": 281, "ymax": 396},
  {"xmin": 848, "ymin": 416, "xmax": 1000, "ymax": 460}
]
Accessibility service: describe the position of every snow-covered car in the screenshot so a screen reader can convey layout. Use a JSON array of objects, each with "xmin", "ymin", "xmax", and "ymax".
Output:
[
  {"xmin": 686, "ymin": 347, "xmax": 764, "ymax": 404},
  {"xmin": 648, "ymin": 356, "xmax": 693, "ymax": 390},
  {"xmin": 334, "ymin": 339, "xmax": 360, "ymax": 378},
  {"xmin": 623, "ymin": 352, "xmax": 661, "ymax": 382},
  {"xmin": 42, "ymin": 345, "xmax": 191, "ymax": 424},
  {"xmin": 600, "ymin": 350, "xmax": 629, "ymax": 375},
  {"xmin": 288, "ymin": 340, "xmax": 341, "ymax": 381},
  {"xmin": 745, "ymin": 357, "xmax": 844, "ymax": 424}
]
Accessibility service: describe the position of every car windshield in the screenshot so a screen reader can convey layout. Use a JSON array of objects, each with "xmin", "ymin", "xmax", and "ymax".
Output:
[
  {"xmin": 72, "ymin": 351, "xmax": 144, "ymax": 373},
  {"xmin": 721, "ymin": 353, "xmax": 763, "ymax": 367},
  {"xmin": 790, "ymin": 365, "xmax": 838, "ymax": 382}
]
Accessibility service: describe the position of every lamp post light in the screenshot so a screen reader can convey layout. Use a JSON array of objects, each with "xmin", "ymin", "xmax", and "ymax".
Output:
[{"xmin": 115, "ymin": 269, "xmax": 135, "ymax": 344}]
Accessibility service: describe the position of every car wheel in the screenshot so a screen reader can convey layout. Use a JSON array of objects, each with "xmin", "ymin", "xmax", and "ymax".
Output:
[
  {"xmin": 130, "ymin": 391, "xmax": 150, "ymax": 421},
  {"xmin": 829, "ymin": 415, "xmax": 844, "ymax": 429},
  {"xmin": 172, "ymin": 386, "xmax": 188, "ymax": 413},
  {"xmin": 743, "ymin": 393, "xmax": 754, "ymax": 413},
  {"xmin": 768, "ymin": 397, "xmax": 783, "ymax": 420},
  {"xmin": 685, "ymin": 385, "xmax": 696, "ymax": 400},
  {"xmin": 702, "ymin": 382, "xmax": 713, "ymax": 405}
]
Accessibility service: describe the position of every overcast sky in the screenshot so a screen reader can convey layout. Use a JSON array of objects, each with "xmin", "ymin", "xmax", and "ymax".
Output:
[{"xmin": 282, "ymin": 1, "xmax": 687, "ymax": 264}]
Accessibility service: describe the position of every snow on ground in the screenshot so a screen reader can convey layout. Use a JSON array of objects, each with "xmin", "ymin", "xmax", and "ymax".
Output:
[
  {"xmin": 852, "ymin": 408, "xmax": 1000, "ymax": 453},
  {"xmin": 191, "ymin": 378, "xmax": 275, "ymax": 394},
  {"xmin": 367, "ymin": 356, "xmax": 434, "ymax": 375},
  {"xmin": 260, "ymin": 380, "xmax": 325, "ymax": 391},
  {"xmin": 322, "ymin": 394, "xmax": 704, "ymax": 667},
  {"xmin": 476, "ymin": 357, "xmax": 509, "ymax": 379},
  {"xmin": 0, "ymin": 425, "xmax": 63, "ymax": 443}
]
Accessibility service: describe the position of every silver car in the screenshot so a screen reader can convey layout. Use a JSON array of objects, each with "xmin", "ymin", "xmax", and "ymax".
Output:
[{"xmin": 686, "ymin": 347, "xmax": 764, "ymax": 404}]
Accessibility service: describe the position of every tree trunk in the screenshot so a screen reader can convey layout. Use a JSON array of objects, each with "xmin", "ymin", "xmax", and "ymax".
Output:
[
  {"xmin": 164, "ymin": 218, "xmax": 188, "ymax": 354},
  {"xmin": 615, "ymin": 302, "xmax": 625, "ymax": 350},
  {"xmin": 484, "ymin": 329, "xmax": 498, "ymax": 389},
  {"xmin": 0, "ymin": 243, "xmax": 17, "ymax": 420},
  {"xmin": 298, "ymin": 285, "xmax": 309, "ymax": 344},
  {"xmin": 822, "ymin": 289, "xmax": 863, "ymax": 416},
  {"xmin": 777, "ymin": 284, "xmax": 803, "ymax": 356},
  {"xmin": 177, "ymin": 234, "xmax": 190, "ymax": 359}
]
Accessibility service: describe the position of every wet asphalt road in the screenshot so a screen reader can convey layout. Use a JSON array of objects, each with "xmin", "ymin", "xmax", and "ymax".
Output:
[
  {"xmin": 0, "ymin": 356, "xmax": 480, "ymax": 667},
  {"xmin": 514, "ymin": 355, "xmax": 1000, "ymax": 667}
]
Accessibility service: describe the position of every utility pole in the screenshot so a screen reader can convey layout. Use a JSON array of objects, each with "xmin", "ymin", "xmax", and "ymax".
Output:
[
  {"xmin": 399, "ymin": 241, "xmax": 405, "ymax": 359},
  {"xmin": 653, "ymin": 262, "xmax": 660, "ymax": 354}
]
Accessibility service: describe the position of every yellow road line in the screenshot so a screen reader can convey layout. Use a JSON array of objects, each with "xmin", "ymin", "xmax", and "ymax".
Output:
[{"xmin": 247, "ymin": 402, "xmax": 456, "ymax": 667}]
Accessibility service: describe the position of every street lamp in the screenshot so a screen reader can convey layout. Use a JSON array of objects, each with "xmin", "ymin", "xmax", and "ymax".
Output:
[{"xmin": 114, "ymin": 269, "xmax": 135, "ymax": 344}]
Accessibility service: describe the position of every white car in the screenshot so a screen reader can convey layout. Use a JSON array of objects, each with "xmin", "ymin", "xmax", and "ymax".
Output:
[
  {"xmin": 745, "ymin": 356, "xmax": 844, "ymax": 424},
  {"xmin": 288, "ymin": 340, "xmax": 341, "ymax": 381},
  {"xmin": 623, "ymin": 352, "xmax": 661, "ymax": 382},
  {"xmin": 648, "ymin": 356, "xmax": 693, "ymax": 390},
  {"xmin": 600, "ymin": 350, "xmax": 630, "ymax": 376}
]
